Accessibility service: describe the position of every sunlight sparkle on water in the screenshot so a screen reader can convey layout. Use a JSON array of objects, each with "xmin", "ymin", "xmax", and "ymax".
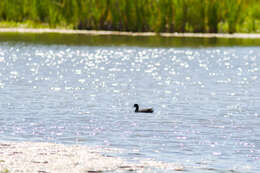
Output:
[{"xmin": 0, "ymin": 44, "xmax": 259, "ymax": 172}]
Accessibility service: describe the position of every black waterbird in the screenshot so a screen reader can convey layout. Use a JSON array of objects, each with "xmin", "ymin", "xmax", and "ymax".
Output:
[{"xmin": 133, "ymin": 104, "xmax": 153, "ymax": 113}]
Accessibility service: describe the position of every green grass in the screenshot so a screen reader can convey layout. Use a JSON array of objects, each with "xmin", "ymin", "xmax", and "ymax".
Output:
[
  {"xmin": 0, "ymin": 0, "xmax": 260, "ymax": 33},
  {"xmin": 0, "ymin": 21, "xmax": 49, "ymax": 28},
  {"xmin": 0, "ymin": 21, "xmax": 73, "ymax": 29}
]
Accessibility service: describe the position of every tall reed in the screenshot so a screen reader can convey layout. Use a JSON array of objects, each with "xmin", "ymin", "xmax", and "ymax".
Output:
[{"xmin": 0, "ymin": 0, "xmax": 259, "ymax": 33}]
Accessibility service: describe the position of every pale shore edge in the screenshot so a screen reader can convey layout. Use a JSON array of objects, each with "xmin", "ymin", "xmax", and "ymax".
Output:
[
  {"xmin": 0, "ymin": 141, "xmax": 184, "ymax": 173},
  {"xmin": 1, "ymin": 28, "xmax": 260, "ymax": 39}
]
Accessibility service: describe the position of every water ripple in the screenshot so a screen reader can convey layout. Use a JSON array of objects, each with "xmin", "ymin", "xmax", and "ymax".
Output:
[{"xmin": 0, "ymin": 44, "xmax": 260, "ymax": 172}]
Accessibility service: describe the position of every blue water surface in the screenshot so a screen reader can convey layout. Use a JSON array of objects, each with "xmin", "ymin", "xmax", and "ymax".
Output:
[{"xmin": 0, "ymin": 42, "xmax": 260, "ymax": 172}]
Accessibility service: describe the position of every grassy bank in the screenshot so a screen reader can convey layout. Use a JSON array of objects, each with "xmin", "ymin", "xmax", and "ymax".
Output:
[{"xmin": 0, "ymin": 0, "xmax": 260, "ymax": 33}]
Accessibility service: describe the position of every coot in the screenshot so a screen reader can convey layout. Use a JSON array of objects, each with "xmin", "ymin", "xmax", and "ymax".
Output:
[{"xmin": 133, "ymin": 104, "xmax": 153, "ymax": 113}]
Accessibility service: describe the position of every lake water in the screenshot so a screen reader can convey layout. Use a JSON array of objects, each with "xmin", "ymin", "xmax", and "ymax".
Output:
[{"xmin": 0, "ymin": 35, "xmax": 260, "ymax": 172}]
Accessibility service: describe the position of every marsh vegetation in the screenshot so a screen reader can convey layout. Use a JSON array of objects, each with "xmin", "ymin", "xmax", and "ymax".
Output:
[{"xmin": 0, "ymin": 0, "xmax": 260, "ymax": 33}]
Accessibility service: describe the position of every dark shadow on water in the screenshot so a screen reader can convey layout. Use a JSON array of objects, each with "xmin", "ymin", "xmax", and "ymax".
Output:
[{"xmin": 0, "ymin": 32, "xmax": 260, "ymax": 47}]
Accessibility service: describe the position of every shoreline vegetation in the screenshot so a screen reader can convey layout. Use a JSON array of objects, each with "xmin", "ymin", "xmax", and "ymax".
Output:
[
  {"xmin": 1, "ymin": 28, "xmax": 260, "ymax": 47},
  {"xmin": 0, "ymin": 141, "xmax": 183, "ymax": 172},
  {"xmin": 0, "ymin": 0, "xmax": 260, "ymax": 34},
  {"xmin": 1, "ymin": 28, "xmax": 260, "ymax": 39}
]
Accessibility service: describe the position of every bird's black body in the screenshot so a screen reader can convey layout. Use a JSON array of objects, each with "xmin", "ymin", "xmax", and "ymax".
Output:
[{"xmin": 133, "ymin": 104, "xmax": 153, "ymax": 113}]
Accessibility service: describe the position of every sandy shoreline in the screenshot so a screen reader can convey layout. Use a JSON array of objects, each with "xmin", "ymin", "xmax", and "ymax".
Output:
[
  {"xmin": 0, "ymin": 141, "xmax": 183, "ymax": 173},
  {"xmin": 0, "ymin": 28, "xmax": 260, "ymax": 39}
]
